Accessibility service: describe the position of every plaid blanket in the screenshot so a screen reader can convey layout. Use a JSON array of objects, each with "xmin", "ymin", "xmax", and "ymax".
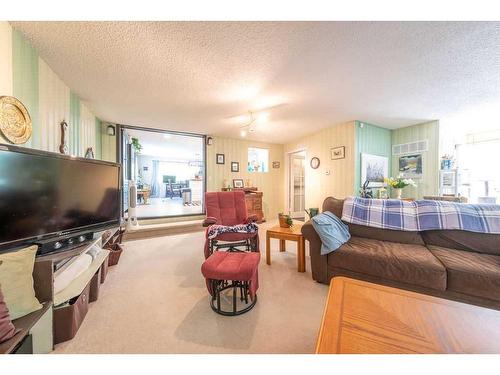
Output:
[
  {"xmin": 341, "ymin": 197, "xmax": 500, "ymax": 234},
  {"xmin": 207, "ymin": 223, "xmax": 259, "ymax": 239}
]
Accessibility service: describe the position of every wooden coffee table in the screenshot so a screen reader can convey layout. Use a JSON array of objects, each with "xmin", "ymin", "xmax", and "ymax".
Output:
[
  {"xmin": 316, "ymin": 277, "xmax": 500, "ymax": 353},
  {"xmin": 266, "ymin": 224, "xmax": 305, "ymax": 272}
]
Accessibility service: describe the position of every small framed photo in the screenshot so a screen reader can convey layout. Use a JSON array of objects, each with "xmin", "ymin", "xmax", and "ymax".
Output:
[
  {"xmin": 216, "ymin": 153, "xmax": 225, "ymax": 165},
  {"xmin": 231, "ymin": 161, "xmax": 239, "ymax": 172},
  {"xmin": 331, "ymin": 146, "xmax": 345, "ymax": 160},
  {"xmin": 233, "ymin": 179, "xmax": 244, "ymax": 188},
  {"xmin": 378, "ymin": 188, "xmax": 389, "ymax": 199},
  {"xmin": 272, "ymin": 161, "xmax": 280, "ymax": 169}
]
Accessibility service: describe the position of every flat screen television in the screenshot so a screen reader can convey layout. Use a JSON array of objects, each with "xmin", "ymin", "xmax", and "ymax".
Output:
[{"xmin": 0, "ymin": 145, "xmax": 121, "ymax": 252}]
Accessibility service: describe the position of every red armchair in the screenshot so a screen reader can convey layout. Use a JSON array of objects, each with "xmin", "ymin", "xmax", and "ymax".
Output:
[
  {"xmin": 203, "ymin": 191, "xmax": 260, "ymax": 258},
  {"xmin": 201, "ymin": 190, "xmax": 260, "ymax": 315}
]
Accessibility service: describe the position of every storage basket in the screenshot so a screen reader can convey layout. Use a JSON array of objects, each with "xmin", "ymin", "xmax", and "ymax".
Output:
[{"xmin": 106, "ymin": 243, "xmax": 123, "ymax": 266}]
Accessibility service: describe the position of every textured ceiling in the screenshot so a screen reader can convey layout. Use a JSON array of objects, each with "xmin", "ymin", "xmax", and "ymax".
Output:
[{"xmin": 10, "ymin": 21, "xmax": 500, "ymax": 143}]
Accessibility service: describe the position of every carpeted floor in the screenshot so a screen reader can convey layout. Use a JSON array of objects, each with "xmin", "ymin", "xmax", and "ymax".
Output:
[{"xmin": 53, "ymin": 221, "xmax": 328, "ymax": 354}]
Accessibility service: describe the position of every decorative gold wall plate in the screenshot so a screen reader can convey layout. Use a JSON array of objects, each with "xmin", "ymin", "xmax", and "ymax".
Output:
[{"xmin": 0, "ymin": 96, "xmax": 33, "ymax": 144}]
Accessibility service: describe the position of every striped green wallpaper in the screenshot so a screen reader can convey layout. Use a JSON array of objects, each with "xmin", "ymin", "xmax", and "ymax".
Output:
[
  {"xmin": 391, "ymin": 121, "xmax": 440, "ymax": 199},
  {"xmin": 69, "ymin": 91, "xmax": 81, "ymax": 155},
  {"xmin": 5, "ymin": 26, "xmax": 108, "ymax": 160},
  {"xmin": 12, "ymin": 29, "xmax": 38, "ymax": 149},
  {"xmin": 95, "ymin": 118, "xmax": 102, "ymax": 160},
  {"xmin": 354, "ymin": 121, "xmax": 392, "ymax": 195}
]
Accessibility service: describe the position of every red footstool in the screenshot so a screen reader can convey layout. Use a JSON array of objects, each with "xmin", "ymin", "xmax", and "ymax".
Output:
[{"xmin": 201, "ymin": 251, "xmax": 260, "ymax": 316}]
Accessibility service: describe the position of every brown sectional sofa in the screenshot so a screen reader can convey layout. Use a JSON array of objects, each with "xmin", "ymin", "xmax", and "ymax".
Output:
[{"xmin": 301, "ymin": 197, "xmax": 500, "ymax": 310}]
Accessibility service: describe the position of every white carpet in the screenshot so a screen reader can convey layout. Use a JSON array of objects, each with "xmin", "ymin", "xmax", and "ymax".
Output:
[{"xmin": 53, "ymin": 221, "xmax": 328, "ymax": 354}]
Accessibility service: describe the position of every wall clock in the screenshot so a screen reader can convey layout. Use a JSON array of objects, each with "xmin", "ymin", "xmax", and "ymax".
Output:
[{"xmin": 310, "ymin": 157, "xmax": 320, "ymax": 169}]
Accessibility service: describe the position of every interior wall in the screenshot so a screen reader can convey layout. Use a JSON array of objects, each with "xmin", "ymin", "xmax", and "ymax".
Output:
[
  {"xmin": 0, "ymin": 22, "xmax": 12, "ymax": 96},
  {"xmin": 0, "ymin": 22, "xmax": 13, "ymax": 144},
  {"xmin": 0, "ymin": 23, "xmax": 104, "ymax": 159},
  {"xmin": 101, "ymin": 122, "xmax": 117, "ymax": 162},
  {"xmin": 391, "ymin": 120, "xmax": 440, "ymax": 199},
  {"xmin": 80, "ymin": 102, "xmax": 97, "ymax": 156},
  {"xmin": 38, "ymin": 58, "xmax": 70, "ymax": 153},
  {"xmin": 354, "ymin": 121, "xmax": 392, "ymax": 195},
  {"xmin": 94, "ymin": 118, "xmax": 102, "ymax": 160},
  {"xmin": 206, "ymin": 136, "xmax": 285, "ymax": 220},
  {"xmin": 12, "ymin": 27, "xmax": 38, "ymax": 148},
  {"xmin": 284, "ymin": 121, "xmax": 356, "ymax": 211}
]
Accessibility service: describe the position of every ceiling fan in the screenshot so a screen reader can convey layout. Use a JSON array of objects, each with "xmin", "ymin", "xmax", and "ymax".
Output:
[{"xmin": 239, "ymin": 111, "xmax": 268, "ymax": 137}]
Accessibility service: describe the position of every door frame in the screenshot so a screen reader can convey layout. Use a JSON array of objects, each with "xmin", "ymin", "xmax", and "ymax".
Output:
[
  {"xmin": 117, "ymin": 124, "xmax": 207, "ymax": 220},
  {"xmin": 286, "ymin": 148, "xmax": 307, "ymax": 218}
]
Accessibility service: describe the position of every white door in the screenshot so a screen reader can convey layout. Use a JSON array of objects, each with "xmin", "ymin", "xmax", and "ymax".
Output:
[{"xmin": 289, "ymin": 151, "xmax": 306, "ymax": 218}]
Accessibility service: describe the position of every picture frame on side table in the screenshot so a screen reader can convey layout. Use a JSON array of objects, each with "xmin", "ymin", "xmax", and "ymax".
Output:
[
  {"xmin": 233, "ymin": 179, "xmax": 244, "ymax": 188},
  {"xmin": 216, "ymin": 153, "xmax": 225, "ymax": 165}
]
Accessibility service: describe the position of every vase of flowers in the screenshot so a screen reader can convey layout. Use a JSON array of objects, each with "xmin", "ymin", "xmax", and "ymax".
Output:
[{"xmin": 384, "ymin": 174, "xmax": 417, "ymax": 199}]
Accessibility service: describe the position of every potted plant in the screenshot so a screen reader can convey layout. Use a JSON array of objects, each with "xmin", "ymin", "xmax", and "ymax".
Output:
[
  {"xmin": 278, "ymin": 213, "xmax": 293, "ymax": 228},
  {"xmin": 131, "ymin": 137, "xmax": 142, "ymax": 153},
  {"xmin": 384, "ymin": 174, "xmax": 417, "ymax": 199}
]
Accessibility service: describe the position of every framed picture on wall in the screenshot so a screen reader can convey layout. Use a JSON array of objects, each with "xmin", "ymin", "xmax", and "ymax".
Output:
[
  {"xmin": 216, "ymin": 153, "xmax": 225, "ymax": 165},
  {"xmin": 399, "ymin": 154, "xmax": 423, "ymax": 178},
  {"xmin": 361, "ymin": 153, "xmax": 388, "ymax": 188},
  {"xmin": 330, "ymin": 146, "xmax": 345, "ymax": 160},
  {"xmin": 231, "ymin": 161, "xmax": 239, "ymax": 172},
  {"xmin": 233, "ymin": 179, "xmax": 244, "ymax": 188}
]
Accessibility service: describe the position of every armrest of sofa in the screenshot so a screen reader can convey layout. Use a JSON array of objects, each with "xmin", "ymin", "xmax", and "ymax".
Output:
[
  {"xmin": 202, "ymin": 217, "xmax": 218, "ymax": 227},
  {"xmin": 301, "ymin": 220, "xmax": 329, "ymax": 283}
]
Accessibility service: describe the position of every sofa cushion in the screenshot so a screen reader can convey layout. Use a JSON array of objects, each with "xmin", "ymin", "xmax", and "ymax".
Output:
[
  {"xmin": 322, "ymin": 197, "xmax": 425, "ymax": 245},
  {"xmin": 428, "ymin": 245, "xmax": 500, "ymax": 302},
  {"xmin": 422, "ymin": 230, "xmax": 500, "ymax": 256},
  {"xmin": 328, "ymin": 236, "xmax": 447, "ymax": 291}
]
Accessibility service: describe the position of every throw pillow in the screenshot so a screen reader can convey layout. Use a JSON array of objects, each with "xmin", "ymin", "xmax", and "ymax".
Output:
[
  {"xmin": 0, "ymin": 245, "xmax": 42, "ymax": 320},
  {"xmin": 0, "ymin": 261, "xmax": 19, "ymax": 343}
]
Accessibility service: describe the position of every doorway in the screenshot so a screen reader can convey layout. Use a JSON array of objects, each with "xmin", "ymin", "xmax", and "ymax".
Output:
[
  {"xmin": 120, "ymin": 125, "xmax": 206, "ymax": 219},
  {"xmin": 289, "ymin": 150, "xmax": 306, "ymax": 219}
]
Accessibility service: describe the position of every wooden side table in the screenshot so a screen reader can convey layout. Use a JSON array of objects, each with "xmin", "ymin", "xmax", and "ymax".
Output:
[{"xmin": 266, "ymin": 224, "xmax": 305, "ymax": 272}]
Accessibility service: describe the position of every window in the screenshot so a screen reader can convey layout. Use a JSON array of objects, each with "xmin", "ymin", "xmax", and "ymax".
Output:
[
  {"xmin": 456, "ymin": 140, "xmax": 500, "ymax": 203},
  {"xmin": 247, "ymin": 147, "xmax": 269, "ymax": 173}
]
